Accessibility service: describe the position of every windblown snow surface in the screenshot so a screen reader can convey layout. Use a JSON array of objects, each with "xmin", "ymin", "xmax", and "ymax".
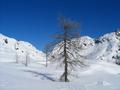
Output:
[{"xmin": 1, "ymin": 32, "xmax": 120, "ymax": 90}]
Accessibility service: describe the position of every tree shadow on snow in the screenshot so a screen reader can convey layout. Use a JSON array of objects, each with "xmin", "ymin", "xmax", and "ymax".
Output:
[{"xmin": 23, "ymin": 70, "xmax": 56, "ymax": 81}]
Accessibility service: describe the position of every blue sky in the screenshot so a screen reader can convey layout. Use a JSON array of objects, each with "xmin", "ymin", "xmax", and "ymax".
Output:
[{"xmin": 0, "ymin": 0, "xmax": 120, "ymax": 50}]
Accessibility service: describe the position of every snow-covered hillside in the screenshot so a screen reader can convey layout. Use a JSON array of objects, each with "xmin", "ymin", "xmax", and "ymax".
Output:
[
  {"xmin": 1, "ymin": 31, "xmax": 120, "ymax": 65},
  {"xmin": 50, "ymin": 31, "xmax": 120, "ymax": 65},
  {"xmin": 0, "ymin": 61, "xmax": 120, "ymax": 90},
  {"xmin": 0, "ymin": 34, "xmax": 45, "ymax": 63},
  {"xmin": 81, "ymin": 31, "xmax": 120, "ymax": 63},
  {"xmin": 1, "ymin": 31, "xmax": 120, "ymax": 90}
]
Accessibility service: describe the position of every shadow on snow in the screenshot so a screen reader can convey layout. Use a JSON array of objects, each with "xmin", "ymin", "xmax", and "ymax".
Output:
[{"xmin": 23, "ymin": 70, "xmax": 56, "ymax": 81}]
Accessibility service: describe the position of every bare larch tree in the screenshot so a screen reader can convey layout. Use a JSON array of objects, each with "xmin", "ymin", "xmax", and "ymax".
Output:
[{"xmin": 46, "ymin": 16, "xmax": 84, "ymax": 82}]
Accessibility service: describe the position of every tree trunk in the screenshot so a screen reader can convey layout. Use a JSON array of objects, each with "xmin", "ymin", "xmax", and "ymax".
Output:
[{"xmin": 64, "ymin": 31, "xmax": 68, "ymax": 82}]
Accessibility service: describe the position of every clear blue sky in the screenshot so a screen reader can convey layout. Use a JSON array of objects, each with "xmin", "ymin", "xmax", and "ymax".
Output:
[{"xmin": 0, "ymin": 0, "xmax": 120, "ymax": 50}]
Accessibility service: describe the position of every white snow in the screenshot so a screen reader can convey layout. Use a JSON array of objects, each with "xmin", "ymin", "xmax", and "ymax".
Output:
[
  {"xmin": 0, "ymin": 33, "xmax": 46, "ymax": 63},
  {"xmin": 0, "ymin": 61, "xmax": 120, "ymax": 90},
  {"xmin": 0, "ymin": 32, "xmax": 120, "ymax": 90}
]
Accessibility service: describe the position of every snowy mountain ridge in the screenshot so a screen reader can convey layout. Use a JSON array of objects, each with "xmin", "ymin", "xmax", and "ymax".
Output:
[
  {"xmin": 0, "ymin": 31, "xmax": 120, "ymax": 65},
  {"xmin": 0, "ymin": 33, "xmax": 45, "ymax": 63},
  {"xmin": 50, "ymin": 31, "xmax": 120, "ymax": 65}
]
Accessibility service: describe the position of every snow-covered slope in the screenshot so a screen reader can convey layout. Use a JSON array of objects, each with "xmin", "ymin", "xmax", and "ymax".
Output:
[
  {"xmin": 50, "ymin": 31, "xmax": 120, "ymax": 65},
  {"xmin": 82, "ymin": 32, "xmax": 120, "ymax": 63},
  {"xmin": 0, "ymin": 34, "xmax": 45, "ymax": 63},
  {"xmin": 0, "ymin": 61, "xmax": 120, "ymax": 90},
  {"xmin": 1, "ymin": 31, "xmax": 120, "ymax": 90},
  {"xmin": 80, "ymin": 31, "xmax": 120, "ymax": 64},
  {"xmin": 1, "ymin": 31, "xmax": 120, "ymax": 65}
]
